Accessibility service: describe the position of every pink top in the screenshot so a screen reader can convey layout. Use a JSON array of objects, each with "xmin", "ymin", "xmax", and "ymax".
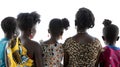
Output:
[{"xmin": 99, "ymin": 45, "xmax": 120, "ymax": 67}]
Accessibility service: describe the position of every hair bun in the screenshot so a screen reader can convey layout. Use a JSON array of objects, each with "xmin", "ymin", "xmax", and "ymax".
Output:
[
  {"xmin": 30, "ymin": 11, "xmax": 40, "ymax": 23},
  {"xmin": 103, "ymin": 19, "xmax": 112, "ymax": 27},
  {"xmin": 61, "ymin": 18, "xmax": 70, "ymax": 30}
]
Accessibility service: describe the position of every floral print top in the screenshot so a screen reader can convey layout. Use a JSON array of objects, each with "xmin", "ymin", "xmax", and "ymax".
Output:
[
  {"xmin": 40, "ymin": 42, "xmax": 64, "ymax": 67},
  {"xmin": 63, "ymin": 37, "xmax": 102, "ymax": 67}
]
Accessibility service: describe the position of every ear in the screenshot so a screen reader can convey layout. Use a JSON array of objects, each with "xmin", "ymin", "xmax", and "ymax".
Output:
[
  {"xmin": 102, "ymin": 36, "xmax": 106, "ymax": 41},
  {"xmin": 117, "ymin": 36, "xmax": 119, "ymax": 41},
  {"xmin": 48, "ymin": 29, "xmax": 50, "ymax": 33}
]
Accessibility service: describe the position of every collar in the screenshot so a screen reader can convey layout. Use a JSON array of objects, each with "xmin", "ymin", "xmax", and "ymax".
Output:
[{"xmin": 108, "ymin": 45, "xmax": 120, "ymax": 50}]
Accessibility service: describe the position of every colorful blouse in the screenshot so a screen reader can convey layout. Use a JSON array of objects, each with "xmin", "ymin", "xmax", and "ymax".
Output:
[
  {"xmin": 40, "ymin": 42, "xmax": 64, "ymax": 67},
  {"xmin": 63, "ymin": 37, "xmax": 102, "ymax": 67},
  {"xmin": 99, "ymin": 45, "xmax": 120, "ymax": 67}
]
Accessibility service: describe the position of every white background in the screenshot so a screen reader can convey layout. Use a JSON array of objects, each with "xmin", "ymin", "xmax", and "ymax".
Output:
[{"xmin": 0, "ymin": 0, "xmax": 120, "ymax": 47}]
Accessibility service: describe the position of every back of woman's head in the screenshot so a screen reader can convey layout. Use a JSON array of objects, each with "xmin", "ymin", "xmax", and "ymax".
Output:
[
  {"xmin": 103, "ymin": 19, "xmax": 119, "ymax": 43},
  {"xmin": 1, "ymin": 17, "xmax": 16, "ymax": 34},
  {"xmin": 49, "ymin": 18, "xmax": 70, "ymax": 36},
  {"xmin": 75, "ymin": 7, "xmax": 95, "ymax": 30},
  {"xmin": 17, "ymin": 12, "xmax": 40, "ymax": 31}
]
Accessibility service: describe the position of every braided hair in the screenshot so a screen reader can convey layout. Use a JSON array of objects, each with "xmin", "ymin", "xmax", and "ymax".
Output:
[{"xmin": 75, "ymin": 7, "xmax": 95, "ymax": 30}]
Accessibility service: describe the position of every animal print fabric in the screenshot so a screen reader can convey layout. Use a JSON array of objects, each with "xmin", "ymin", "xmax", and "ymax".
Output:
[{"xmin": 63, "ymin": 37, "xmax": 102, "ymax": 67}]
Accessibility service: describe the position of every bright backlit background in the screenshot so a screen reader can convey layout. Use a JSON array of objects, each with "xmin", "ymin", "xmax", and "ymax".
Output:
[{"xmin": 0, "ymin": 0, "xmax": 120, "ymax": 47}]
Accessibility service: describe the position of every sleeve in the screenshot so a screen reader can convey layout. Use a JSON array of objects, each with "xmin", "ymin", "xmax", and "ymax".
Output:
[
  {"xmin": 63, "ymin": 38, "xmax": 70, "ymax": 67},
  {"xmin": 56, "ymin": 43, "xmax": 64, "ymax": 66},
  {"xmin": 94, "ymin": 38, "xmax": 103, "ymax": 67},
  {"xmin": 5, "ymin": 43, "xmax": 9, "ymax": 67},
  {"xmin": 92, "ymin": 38, "xmax": 105, "ymax": 67},
  {"xmin": 62, "ymin": 37, "xmax": 71, "ymax": 50},
  {"xmin": 34, "ymin": 43, "xmax": 44, "ymax": 67},
  {"xmin": 99, "ymin": 49, "xmax": 105, "ymax": 63}
]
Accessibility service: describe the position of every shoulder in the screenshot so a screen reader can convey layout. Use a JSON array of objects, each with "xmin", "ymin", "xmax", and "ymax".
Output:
[
  {"xmin": 0, "ymin": 38, "xmax": 9, "ymax": 43},
  {"xmin": 64, "ymin": 37, "xmax": 72, "ymax": 43},
  {"xmin": 92, "ymin": 37, "xmax": 101, "ymax": 46},
  {"xmin": 63, "ymin": 37, "xmax": 72, "ymax": 45},
  {"xmin": 57, "ymin": 43, "xmax": 63, "ymax": 48},
  {"xmin": 30, "ymin": 40, "xmax": 41, "ymax": 48},
  {"xmin": 89, "ymin": 37, "xmax": 102, "ymax": 51},
  {"xmin": 100, "ymin": 46, "xmax": 110, "ymax": 57},
  {"xmin": 63, "ymin": 37, "xmax": 73, "ymax": 48},
  {"xmin": 88, "ymin": 36, "xmax": 101, "ymax": 43},
  {"xmin": 0, "ymin": 38, "xmax": 9, "ymax": 47},
  {"xmin": 94, "ymin": 37, "xmax": 100, "ymax": 42},
  {"xmin": 102, "ymin": 46, "xmax": 111, "ymax": 52}
]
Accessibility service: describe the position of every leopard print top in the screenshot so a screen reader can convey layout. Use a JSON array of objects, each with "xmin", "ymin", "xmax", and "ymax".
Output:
[{"xmin": 63, "ymin": 37, "xmax": 102, "ymax": 67}]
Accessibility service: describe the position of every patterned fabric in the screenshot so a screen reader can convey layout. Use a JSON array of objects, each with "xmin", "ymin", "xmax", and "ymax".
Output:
[
  {"xmin": 63, "ymin": 37, "xmax": 101, "ymax": 67},
  {"xmin": 40, "ymin": 42, "xmax": 64, "ymax": 67},
  {"xmin": 0, "ymin": 38, "xmax": 9, "ymax": 67},
  {"xmin": 99, "ymin": 45, "xmax": 120, "ymax": 67},
  {"xmin": 7, "ymin": 37, "xmax": 33, "ymax": 67}
]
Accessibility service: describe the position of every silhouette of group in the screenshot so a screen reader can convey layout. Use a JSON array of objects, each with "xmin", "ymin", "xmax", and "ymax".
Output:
[{"xmin": 0, "ymin": 7, "xmax": 119, "ymax": 67}]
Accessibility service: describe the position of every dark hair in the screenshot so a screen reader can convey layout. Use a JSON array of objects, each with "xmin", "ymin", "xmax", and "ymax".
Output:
[
  {"xmin": 103, "ymin": 19, "xmax": 119, "ymax": 44},
  {"xmin": 49, "ymin": 18, "xmax": 69, "ymax": 36},
  {"xmin": 17, "ymin": 12, "xmax": 40, "ymax": 31},
  {"xmin": 75, "ymin": 7, "xmax": 95, "ymax": 30},
  {"xmin": 1, "ymin": 17, "xmax": 16, "ymax": 34}
]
